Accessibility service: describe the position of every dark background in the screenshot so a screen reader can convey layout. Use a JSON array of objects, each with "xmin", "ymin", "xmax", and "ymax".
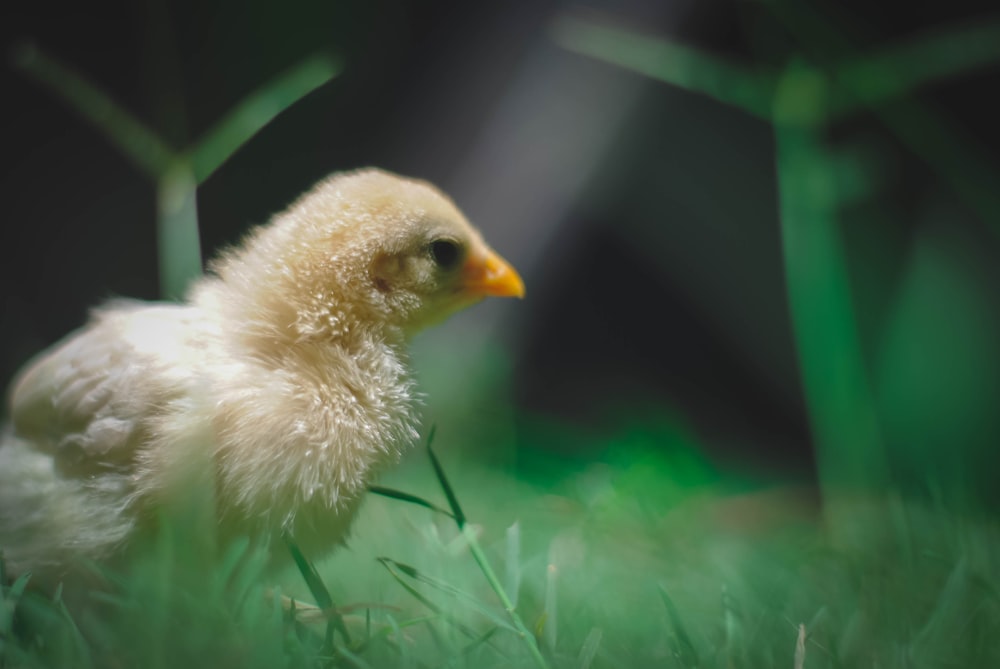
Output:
[{"xmin": 2, "ymin": 0, "xmax": 999, "ymax": 489}]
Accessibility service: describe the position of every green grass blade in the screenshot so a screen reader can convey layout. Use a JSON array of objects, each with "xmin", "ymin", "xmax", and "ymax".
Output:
[
  {"xmin": 1, "ymin": 572, "xmax": 32, "ymax": 638},
  {"xmin": 454, "ymin": 626, "xmax": 499, "ymax": 661},
  {"xmin": 52, "ymin": 583, "xmax": 94, "ymax": 669},
  {"xmin": 551, "ymin": 14, "xmax": 777, "ymax": 119},
  {"xmin": 6, "ymin": 572, "xmax": 30, "ymax": 601},
  {"xmin": 505, "ymin": 521, "xmax": 521, "ymax": 610},
  {"xmin": 375, "ymin": 557, "xmax": 484, "ymax": 641},
  {"xmin": 368, "ymin": 485, "xmax": 456, "ymax": 520},
  {"xmin": 156, "ymin": 162, "xmax": 203, "ymax": 299},
  {"xmin": 377, "ymin": 558, "xmax": 517, "ymax": 633},
  {"xmin": 834, "ymin": 21, "xmax": 1000, "ymax": 106},
  {"xmin": 576, "ymin": 627, "xmax": 603, "ymax": 669},
  {"xmin": 794, "ymin": 623, "xmax": 806, "ymax": 669},
  {"xmin": 190, "ymin": 53, "xmax": 342, "ymax": 184},
  {"xmin": 425, "ymin": 430, "xmax": 466, "ymax": 528},
  {"xmin": 765, "ymin": 2, "xmax": 1000, "ymax": 232},
  {"xmin": 542, "ymin": 563, "xmax": 557, "ymax": 651},
  {"xmin": 774, "ymin": 63, "xmax": 888, "ymax": 535},
  {"xmin": 657, "ymin": 584, "xmax": 699, "ymax": 668},
  {"xmin": 333, "ymin": 643, "xmax": 375, "ymax": 669},
  {"xmin": 913, "ymin": 558, "xmax": 975, "ymax": 652},
  {"xmin": 552, "ymin": 10, "xmax": 1000, "ymax": 231},
  {"xmin": 422, "ymin": 439, "xmax": 549, "ymax": 668},
  {"xmin": 553, "ymin": 13, "xmax": 1000, "ymax": 121},
  {"xmin": 12, "ymin": 43, "xmax": 175, "ymax": 178},
  {"xmin": 720, "ymin": 585, "xmax": 747, "ymax": 666},
  {"xmin": 285, "ymin": 534, "xmax": 352, "ymax": 646}
]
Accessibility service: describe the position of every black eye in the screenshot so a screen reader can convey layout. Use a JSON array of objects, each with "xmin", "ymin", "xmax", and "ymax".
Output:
[{"xmin": 429, "ymin": 238, "xmax": 462, "ymax": 270}]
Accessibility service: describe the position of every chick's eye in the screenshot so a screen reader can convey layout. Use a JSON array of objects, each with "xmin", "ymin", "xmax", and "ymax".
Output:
[{"xmin": 429, "ymin": 238, "xmax": 462, "ymax": 270}]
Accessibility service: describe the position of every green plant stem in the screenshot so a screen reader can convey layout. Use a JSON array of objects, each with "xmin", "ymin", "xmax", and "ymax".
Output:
[
  {"xmin": 424, "ymin": 439, "xmax": 549, "ymax": 669},
  {"xmin": 368, "ymin": 485, "xmax": 456, "ymax": 520},
  {"xmin": 834, "ymin": 21, "xmax": 1000, "ymax": 103},
  {"xmin": 551, "ymin": 15, "xmax": 776, "ymax": 119},
  {"xmin": 460, "ymin": 524, "xmax": 550, "ymax": 669},
  {"xmin": 13, "ymin": 44, "xmax": 341, "ymax": 300},
  {"xmin": 552, "ymin": 12, "xmax": 1000, "ymax": 232},
  {"xmin": 552, "ymin": 15, "xmax": 1000, "ymax": 124},
  {"xmin": 774, "ymin": 63, "xmax": 888, "ymax": 521},
  {"xmin": 156, "ymin": 163, "xmax": 203, "ymax": 300},
  {"xmin": 764, "ymin": 2, "xmax": 1000, "ymax": 232},
  {"xmin": 286, "ymin": 536, "xmax": 352, "ymax": 647},
  {"xmin": 190, "ymin": 53, "xmax": 342, "ymax": 184},
  {"xmin": 12, "ymin": 43, "xmax": 174, "ymax": 178}
]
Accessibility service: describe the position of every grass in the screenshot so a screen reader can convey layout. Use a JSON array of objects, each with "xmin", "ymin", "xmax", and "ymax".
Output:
[{"xmin": 3, "ymin": 425, "xmax": 999, "ymax": 668}]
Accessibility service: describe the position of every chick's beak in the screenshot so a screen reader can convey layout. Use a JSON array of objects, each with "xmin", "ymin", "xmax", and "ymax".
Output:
[{"xmin": 461, "ymin": 248, "xmax": 525, "ymax": 298}]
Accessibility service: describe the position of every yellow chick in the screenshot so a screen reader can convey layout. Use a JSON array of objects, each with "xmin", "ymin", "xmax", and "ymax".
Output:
[{"xmin": 0, "ymin": 168, "xmax": 524, "ymax": 582}]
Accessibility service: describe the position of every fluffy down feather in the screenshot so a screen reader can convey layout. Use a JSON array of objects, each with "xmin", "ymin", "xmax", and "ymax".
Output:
[{"xmin": 0, "ymin": 168, "xmax": 524, "ymax": 583}]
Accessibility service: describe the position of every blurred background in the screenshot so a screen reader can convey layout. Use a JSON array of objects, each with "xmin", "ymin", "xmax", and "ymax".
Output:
[{"xmin": 2, "ymin": 0, "xmax": 999, "ymax": 507}]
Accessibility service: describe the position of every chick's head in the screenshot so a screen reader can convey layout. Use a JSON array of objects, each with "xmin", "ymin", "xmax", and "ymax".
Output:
[{"xmin": 210, "ymin": 169, "xmax": 524, "ymax": 343}]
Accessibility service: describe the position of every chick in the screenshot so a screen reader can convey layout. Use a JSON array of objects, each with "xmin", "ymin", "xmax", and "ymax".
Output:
[{"xmin": 0, "ymin": 168, "xmax": 524, "ymax": 581}]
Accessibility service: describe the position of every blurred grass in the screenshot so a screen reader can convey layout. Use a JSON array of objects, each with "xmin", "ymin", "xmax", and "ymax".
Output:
[{"xmin": 4, "ymin": 424, "xmax": 1000, "ymax": 667}]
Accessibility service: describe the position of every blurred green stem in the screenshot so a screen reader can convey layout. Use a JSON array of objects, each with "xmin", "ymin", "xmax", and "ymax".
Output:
[
  {"xmin": 764, "ymin": 2, "xmax": 1000, "ymax": 232},
  {"xmin": 551, "ymin": 15, "xmax": 776, "ymax": 119},
  {"xmin": 426, "ymin": 440, "xmax": 550, "ymax": 669},
  {"xmin": 190, "ymin": 54, "xmax": 341, "ymax": 183},
  {"xmin": 12, "ymin": 43, "xmax": 173, "ymax": 178},
  {"xmin": 156, "ymin": 163, "xmax": 202, "ymax": 299},
  {"xmin": 461, "ymin": 524, "xmax": 548, "ymax": 667},
  {"xmin": 554, "ymin": 13, "xmax": 1000, "ymax": 231},
  {"xmin": 553, "ymin": 14, "xmax": 1000, "ymax": 126},
  {"xmin": 13, "ymin": 43, "xmax": 340, "ymax": 299},
  {"xmin": 774, "ymin": 63, "xmax": 887, "ymax": 507}
]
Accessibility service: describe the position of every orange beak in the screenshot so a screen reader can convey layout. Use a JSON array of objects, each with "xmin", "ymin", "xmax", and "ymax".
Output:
[{"xmin": 461, "ymin": 248, "xmax": 525, "ymax": 298}]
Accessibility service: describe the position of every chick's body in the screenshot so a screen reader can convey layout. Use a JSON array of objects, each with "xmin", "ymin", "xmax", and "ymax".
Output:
[{"xmin": 0, "ymin": 169, "xmax": 523, "ymax": 581}]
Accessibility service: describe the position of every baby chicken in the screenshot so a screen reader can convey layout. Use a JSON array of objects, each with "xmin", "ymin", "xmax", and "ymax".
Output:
[{"xmin": 0, "ymin": 168, "xmax": 524, "ymax": 582}]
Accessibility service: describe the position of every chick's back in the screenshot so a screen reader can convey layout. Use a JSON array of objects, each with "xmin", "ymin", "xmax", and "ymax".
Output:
[{"xmin": 1, "ymin": 301, "xmax": 213, "ymax": 576}]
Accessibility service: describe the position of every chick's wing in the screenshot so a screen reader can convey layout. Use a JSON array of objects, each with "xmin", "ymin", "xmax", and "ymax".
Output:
[{"xmin": 9, "ymin": 301, "xmax": 204, "ymax": 470}]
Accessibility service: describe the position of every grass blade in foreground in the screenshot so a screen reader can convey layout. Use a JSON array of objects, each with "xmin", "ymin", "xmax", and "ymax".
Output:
[
  {"xmin": 425, "ymin": 435, "xmax": 550, "ymax": 669},
  {"xmin": 576, "ymin": 627, "xmax": 602, "ymax": 669},
  {"xmin": 368, "ymin": 485, "xmax": 456, "ymax": 520},
  {"xmin": 51, "ymin": 584, "xmax": 94, "ymax": 669},
  {"xmin": 1, "ymin": 572, "xmax": 32, "ymax": 649},
  {"xmin": 375, "ymin": 557, "xmax": 486, "ymax": 642},
  {"xmin": 658, "ymin": 584, "xmax": 699, "ymax": 668},
  {"xmin": 376, "ymin": 558, "xmax": 516, "ymax": 633},
  {"xmin": 286, "ymin": 535, "xmax": 352, "ymax": 650},
  {"xmin": 425, "ymin": 429, "xmax": 465, "ymax": 528}
]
